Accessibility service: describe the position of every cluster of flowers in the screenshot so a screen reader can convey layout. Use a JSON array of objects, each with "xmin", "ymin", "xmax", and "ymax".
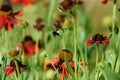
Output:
[
  {"xmin": 0, "ymin": 0, "xmax": 113, "ymax": 80},
  {"xmin": 45, "ymin": 49, "xmax": 88, "ymax": 80}
]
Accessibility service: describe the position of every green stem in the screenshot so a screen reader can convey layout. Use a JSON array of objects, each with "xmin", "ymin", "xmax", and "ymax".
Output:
[
  {"xmin": 21, "ymin": 29, "xmax": 25, "ymax": 62},
  {"xmin": 101, "ymin": 51, "xmax": 104, "ymax": 63},
  {"xmin": 85, "ymin": 44, "xmax": 88, "ymax": 62},
  {"xmin": 62, "ymin": 30, "xmax": 65, "ymax": 49},
  {"xmin": 112, "ymin": 0, "xmax": 117, "ymax": 38},
  {"xmin": 35, "ymin": 71, "xmax": 39, "ymax": 80},
  {"xmin": 2, "ymin": 29, "xmax": 4, "ymax": 42},
  {"xmin": 72, "ymin": 16, "xmax": 77, "ymax": 80},
  {"xmin": 95, "ymin": 45, "xmax": 99, "ymax": 80},
  {"xmin": 14, "ymin": 60, "xmax": 20, "ymax": 80},
  {"xmin": 47, "ymin": 0, "xmax": 55, "ymax": 27},
  {"xmin": 96, "ymin": 45, "xmax": 99, "ymax": 70},
  {"xmin": 23, "ymin": 29, "xmax": 25, "ymax": 40},
  {"xmin": 85, "ymin": 44, "xmax": 88, "ymax": 80},
  {"xmin": 35, "ymin": 37, "xmax": 39, "ymax": 65},
  {"xmin": 5, "ymin": 31, "xmax": 8, "ymax": 49}
]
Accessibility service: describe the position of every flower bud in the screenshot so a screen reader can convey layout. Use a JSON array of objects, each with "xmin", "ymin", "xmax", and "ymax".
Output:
[
  {"xmin": 63, "ymin": 19, "xmax": 72, "ymax": 28},
  {"xmin": 8, "ymin": 49, "xmax": 19, "ymax": 58},
  {"xmin": 20, "ymin": 20, "xmax": 29, "ymax": 28}
]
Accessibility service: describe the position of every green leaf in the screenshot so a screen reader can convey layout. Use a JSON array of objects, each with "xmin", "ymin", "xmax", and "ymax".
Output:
[
  {"xmin": 64, "ymin": 58, "xmax": 75, "ymax": 80},
  {"xmin": 102, "ymin": 62, "xmax": 120, "ymax": 80}
]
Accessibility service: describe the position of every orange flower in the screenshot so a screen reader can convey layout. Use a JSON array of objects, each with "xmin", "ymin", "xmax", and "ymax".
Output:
[
  {"xmin": 0, "ymin": 4, "xmax": 23, "ymax": 31},
  {"xmin": 45, "ymin": 49, "xmax": 88, "ymax": 80},
  {"xmin": 4, "ymin": 59, "xmax": 27, "ymax": 76},
  {"xmin": 19, "ymin": 36, "xmax": 42, "ymax": 58},
  {"xmin": 45, "ymin": 56, "xmax": 74, "ymax": 80},
  {"xmin": 45, "ymin": 49, "xmax": 74, "ymax": 80}
]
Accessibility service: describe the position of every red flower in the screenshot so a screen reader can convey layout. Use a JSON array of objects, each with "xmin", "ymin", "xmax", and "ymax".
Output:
[
  {"xmin": 45, "ymin": 49, "xmax": 74, "ymax": 80},
  {"xmin": 19, "ymin": 36, "xmax": 42, "ymax": 58},
  {"xmin": 0, "ymin": 4, "xmax": 22, "ymax": 31},
  {"xmin": 102, "ymin": 0, "xmax": 108, "ymax": 4},
  {"xmin": 45, "ymin": 49, "xmax": 87, "ymax": 80},
  {"xmin": 4, "ymin": 59, "xmax": 27, "ymax": 76},
  {"xmin": 86, "ymin": 34, "xmax": 110, "ymax": 46},
  {"xmin": 45, "ymin": 56, "xmax": 74, "ymax": 80},
  {"xmin": 10, "ymin": 0, "xmax": 35, "ymax": 6}
]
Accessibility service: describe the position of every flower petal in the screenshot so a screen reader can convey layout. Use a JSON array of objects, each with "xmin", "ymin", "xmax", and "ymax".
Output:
[
  {"xmin": 86, "ymin": 39, "xmax": 93, "ymax": 46},
  {"xmin": 4, "ymin": 65, "xmax": 16, "ymax": 76}
]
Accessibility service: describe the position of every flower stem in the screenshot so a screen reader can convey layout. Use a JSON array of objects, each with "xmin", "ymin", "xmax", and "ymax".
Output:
[
  {"xmin": 47, "ymin": 0, "xmax": 55, "ymax": 27},
  {"xmin": 35, "ymin": 37, "xmax": 39, "ymax": 65},
  {"xmin": 96, "ymin": 45, "xmax": 99, "ymax": 70},
  {"xmin": 23, "ymin": 29, "xmax": 25, "ymax": 40},
  {"xmin": 72, "ymin": 16, "xmax": 77, "ymax": 80},
  {"xmin": 21, "ymin": 29, "xmax": 25, "ymax": 62},
  {"xmin": 14, "ymin": 60, "xmax": 20, "ymax": 80},
  {"xmin": 95, "ymin": 45, "xmax": 99, "ymax": 80},
  {"xmin": 5, "ymin": 31, "xmax": 8, "ymax": 49},
  {"xmin": 112, "ymin": 0, "xmax": 117, "ymax": 38},
  {"xmin": 62, "ymin": 30, "xmax": 65, "ymax": 49}
]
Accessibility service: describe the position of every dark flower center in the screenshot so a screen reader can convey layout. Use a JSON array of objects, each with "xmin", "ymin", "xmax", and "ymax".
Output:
[
  {"xmin": 0, "ymin": 4, "xmax": 12, "ymax": 12},
  {"xmin": 58, "ymin": 65, "xmax": 63, "ymax": 72},
  {"xmin": 58, "ymin": 49, "xmax": 73, "ymax": 62},
  {"xmin": 92, "ymin": 34, "xmax": 104, "ymax": 42},
  {"xmin": 24, "ymin": 36, "xmax": 33, "ymax": 42},
  {"xmin": 0, "ymin": 64, "xmax": 2, "ymax": 67},
  {"xmin": 10, "ymin": 59, "xmax": 24, "ymax": 68}
]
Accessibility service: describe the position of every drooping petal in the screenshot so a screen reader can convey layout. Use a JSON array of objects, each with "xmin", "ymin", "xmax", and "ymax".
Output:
[
  {"xmin": 60, "ymin": 68, "xmax": 65, "ymax": 80},
  {"xmin": 24, "ymin": 42, "xmax": 36, "ymax": 58},
  {"xmin": 45, "ymin": 57, "xmax": 62, "ymax": 70},
  {"xmin": 14, "ymin": 11, "xmax": 23, "ymax": 16},
  {"xmin": 0, "ymin": 15, "xmax": 5, "ymax": 29},
  {"xmin": 103, "ymin": 37, "xmax": 110, "ymax": 44},
  {"xmin": 69, "ymin": 61, "xmax": 75, "ymax": 71},
  {"xmin": 5, "ymin": 24, "xmax": 13, "ymax": 30},
  {"xmin": 86, "ymin": 39, "xmax": 93, "ymax": 46},
  {"xmin": 4, "ymin": 65, "xmax": 17, "ymax": 76}
]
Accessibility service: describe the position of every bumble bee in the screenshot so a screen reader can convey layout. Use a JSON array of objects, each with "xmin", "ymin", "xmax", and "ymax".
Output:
[{"xmin": 52, "ymin": 30, "xmax": 60, "ymax": 37}]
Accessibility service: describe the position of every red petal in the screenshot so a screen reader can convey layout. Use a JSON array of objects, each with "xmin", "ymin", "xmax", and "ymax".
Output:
[
  {"xmin": 24, "ymin": 43, "xmax": 36, "ymax": 58},
  {"xmin": 45, "ymin": 57, "xmax": 61, "ymax": 70},
  {"xmin": 69, "ymin": 61, "xmax": 74, "ymax": 71},
  {"xmin": 103, "ymin": 37, "xmax": 110, "ymax": 44},
  {"xmin": 4, "ymin": 66, "xmax": 16, "ymax": 76},
  {"xmin": 10, "ymin": 0, "xmax": 20, "ymax": 3},
  {"xmin": 18, "ymin": 43, "xmax": 23, "ymax": 50},
  {"xmin": 5, "ymin": 24, "xmax": 13, "ymax": 30},
  {"xmin": 60, "ymin": 68, "xmax": 65, "ymax": 80},
  {"xmin": 86, "ymin": 39, "xmax": 93, "ymax": 46},
  {"xmin": 102, "ymin": 0, "xmax": 108, "ymax": 4},
  {"xmin": 21, "ymin": 0, "xmax": 35, "ymax": 6},
  {"xmin": 14, "ymin": 11, "xmax": 23, "ymax": 16},
  {"xmin": 0, "ymin": 15, "xmax": 5, "ymax": 29}
]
